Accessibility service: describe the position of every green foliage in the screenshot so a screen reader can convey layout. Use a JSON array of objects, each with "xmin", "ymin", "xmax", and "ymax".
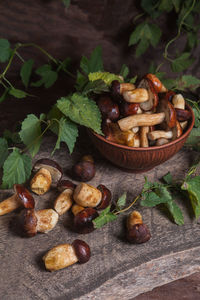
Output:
[
  {"xmin": 93, "ymin": 206, "xmax": 117, "ymax": 229},
  {"xmin": 171, "ymin": 52, "xmax": 194, "ymax": 73},
  {"xmin": 20, "ymin": 59, "xmax": 34, "ymax": 88},
  {"xmin": 116, "ymin": 192, "xmax": 127, "ymax": 209},
  {"xmin": 82, "ymin": 79, "xmax": 109, "ymax": 96},
  {"xmin": 0, "ymin": 38, "xmax": 11, "ymax": 62},
  {"xmin": 56, "ymin": 93, "xmax": 102, "ymax": 134},
  {"xmin": 31, "ymin": 64, "xmax": 58, "ymax": 88},
  {"xmin": 88, "ymin": 72, "xmax": 122, "ymax": 86},
  {"xmin": 80, "ymin": 46, "xmax": 104, "ymax": 75},
  {"xmin": 2, "ymin": 149, "xmax": 32, "ymax": 189},
  {"xmin": 165, "ymin": 200, "xmax": 184, "ymax": 225},
  {"xmin": 62, "ymin": 0, "xmax": 71, "ymax": 8},
  {"xmin": 119, "ymin": 64, "xmax": 129, "ymax": 80},
  {"xmin": 181, "ymin": 176, "xmax": 200, "ymax": 218},
  {"xmin": 0, "ymin": 138, "xmax": 9, "ymax": 168},
  {"xmin": 9, "ymin": 88, "xmax": 27, "ymax": 99}
]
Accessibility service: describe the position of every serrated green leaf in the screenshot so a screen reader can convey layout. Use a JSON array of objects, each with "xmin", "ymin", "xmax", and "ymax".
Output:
[
  {"xmin": 129, "ymin": 23, "xmax": 146, "ymax": 46},
  {"xmin": 56, "ymin": 93, "xmax": 102, "ymax": 134},
  {"xmin": 2, "ymin": 149, "xmax": 32, "ymax": 188},
  {"xmin": 20, "ymin": 59, "xmax": 34, "ymax": 88},
  {"xmin": 75, "ymin": 71, "xmax": 88, "ymax": 91},
  {"xmin": 32, "ymin": 64, "xmax": 58, "ymax": 88},
  {"xmin": 171, "ymin": 53, "xmax": 195, "ymax": 73},
  {"xmin": 116, "ymin": 192, "xmax": 127, "ymax": 209},
  {"xmin": 0, "ymin": 138, "xmax": 8, "ymax": 168},
  {"xmin": 165, "ymin": 200, "xmax": 184, "ymax": 225},
  {"xmin": 80, "ymin": 46, "xmax": 103, "ymax": 75},
  {"xmin": 135, "ymin": 39, "xmax": 149, "ymax": 57},
  {"xmin": 93, "ymin": 205, "xmax": 117, "ymax": 228},
  {"xmin": 47, "ymin": 104, "xmax": 63, "ymax": 120},
  {"xmin": 158, "ymin": 0, "xmax": 173, "ymax": 12},
  {"xmin": 88, "ymin": 72, "xmax": 122, "ymax": 86},
  {"xmin": 181, "ymin": 176, "xmax": 200, "ymax": 218},
  {"xmin": 9, "ymin": 88, "xmax": 27, "ymax": 99},
  {"xmin": 120, "ymin": 64, "xmax": 129, "ymax": 79},
  {"xmin": 180, "ymin": 75, "xmax": 200, "ymax": 91},
  {"xmin": 50, "ymin": 117, "xmax": 78, "ymax": 154},
  {"xmin": 162, "ymin": 78, "xmax": 176, "ymax": 90},
  {"xmin": 0, "ymin": 38, "xmax": 11, "ymax": 62},
  {"xmin": 3, "ymin": 129, "xmax": 21, "ymax": 144},
  {"xmin": 162, "ymin": 172, "xmax": 173, "ymax": 184},
  {"xmin": 141, "ymin": 191, "xmax": 170, "ymax": 207},
  {"xmin": 19, "ymin": 114, "xmax": 42, "ymax": 157},
  {"xmin": 148, "ymin": 24, "xmax": 162, "ymax": 47},
  {"xmin": 82, "ymin": 79, "xmax": 109, "ymax": 95}
]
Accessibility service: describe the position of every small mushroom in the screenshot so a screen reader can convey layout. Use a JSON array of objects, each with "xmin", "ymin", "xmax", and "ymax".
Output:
[
  {"xmin": 0, "ymin": 184, "xmax": 35, "ymax": 216},
  {"xmin": 111, "ymin": 80, "xmax": 135, "ymax": 95},
  {"xmin": 103, "ymin": 121, "xmax": 135, "ymax": 146},
  {"xmin": 172, "ymin": 94, "xmax": 185, "ymax": 109},
  {"xmin": 132, "ymin": 133, "xmax": 140, "ymax": 147},
  {"xmin": 73, "ymin": 207, "xmax": 99, "ymax": 234},
  {"xmin": 126, "ymin": 210, "xmax": 151, "ymax": 244},
  {"xmin": 157, "ymin": 97, "xmax": 177, "ymax": 130},
  {"xmin": 148, "ymin": 130, "xmax": 173, "ymax": 141},
  {"xmin": 180, "ymin": 121, "xmax": 188, "ymax": 130},
  {"xmin": 145, "ymin": 73, "xmax": 167, "ymax": 93},
  {"xmin": 140, "ymin": 126, "xmax": 149, "ymax": 147},
  {"xmin": 54, "ymin": 180, "xmax": 76, "ymax": 215},
  {"xmin": 71, "ymin": 204, "xmax": 85, "ymax": 216},
  {"xmin": 120, "ymin": 102, "xmax": 140, "ymax": 117},
  {"xmin": 175, "ymin": 108, "xmax": 192, "ymax": 122},
  {"xmin": 43, "ymin": 239, "xmax": 91, "ymax": 271},
  {"xmin": 96, "ymin": 184, "xmax": 112, "ymax": 210},
  {"xmin": 122, "ymin": 88, "xmax": 149, "ymax": 103},
  {"xmin": 155, "ymin": 138, "xmax": 169, "ymax": 146},
  {"xmin": 137, "ymin": 78, "xmax": 158, "ymax": 111},
  {"xmin": 171, "ymin": 120, "xmax": 183, "ymax": 140},
  {"xmin": 117, "ymin": 112, "xmax": 165, "ymax": 132},
  {"xmin": 31, "ymin": 159, "xmax": 63, "ymax": 195},
  {"xmin": 97, "ymin": 95, "xmax": 120, "ymax": 121},
  {"xmin": 21, "ymin": 208, "xmax": 59, "ymax": 237},
  {"xmin": 72, "ymin": 155, "xmax": 96, "ymax": 182}
]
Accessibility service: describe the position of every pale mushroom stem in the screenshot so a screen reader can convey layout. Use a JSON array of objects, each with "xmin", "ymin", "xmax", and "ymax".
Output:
[{"xmin": 0, "ymin": 194, "xmax": 20, "ymax": 216}]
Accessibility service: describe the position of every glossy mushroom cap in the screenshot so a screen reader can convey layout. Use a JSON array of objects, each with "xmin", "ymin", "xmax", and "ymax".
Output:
[
  {"xmin": 73, "ymin": 207, "xmax": 99, "ymax": 234},
  {"xmin": 57, "ymin": 180, "xmax": 76, "ymax": 192},
  {"xmin": 73, "ymin": 157, "xmax": 96, "ymax": 182},
  {"xmin": 32, "ymin": 159, "xmax": 63, "ymax": 183},
  {"xmin": 126, "ymin": 223, "xmax": 151, "ymax": 244},
  {"xmin": 97, "ymin": 184, "xmax": 112, "ymax": 210},
  {"xmin": 20, "ymin": 208, "xmax": 37, "ymax": 237},
  {"xmin": 72, "ymin": 239, "xmax": 91, "ymax": 264},
  {"xmin": 14, "ymin": 184, "xmax": 35, "ymax": 209}
]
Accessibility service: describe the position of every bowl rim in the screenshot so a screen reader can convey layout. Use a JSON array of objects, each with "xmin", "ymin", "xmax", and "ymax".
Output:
[{"xmin": 89, "ymin": 103, "xmax": 195, "ymax": 151}]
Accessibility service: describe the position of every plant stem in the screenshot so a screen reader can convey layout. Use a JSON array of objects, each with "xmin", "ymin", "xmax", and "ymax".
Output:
[{"xmin": 114, "ymin": 195, "xmax": 140, "ymax": 215}]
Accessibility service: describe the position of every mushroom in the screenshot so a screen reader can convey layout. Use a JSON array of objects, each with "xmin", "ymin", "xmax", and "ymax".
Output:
[
  {"xmin": 175, "ymin": 108, "xmax": 192, "ymax": 122},
  {"xmin": 120, "ymin": 102, "xmax": 140, "ymax": 117},
  {"xmin": 117, "ymin": 112, "xmax": 165, "ymax": 132},
  {"xmin": 103, "ymin": 121, "xmax": 135, "ymax": 146},
  {"xmin": 180, "ymin": 121, "xmax": 188, "ymax": 130},
  {"xmin": 140, "ymin": 126, "xmax": 149, "ymax": 147},
  {"xmin": 111, "ymin": 80, "xmax": 135, "ymax": 95},
  {"xmin": 122, "ymin": 88, "xmax": 149, "ymax": 103},
  {"xmin": 145, "ymin": 73, "xmax": 167, "ymax": 93},
  {"xmin": 171, "ymin": 120, "xmax": 183, "ymax": 140},
  {"xmin": 97, "ymin": 95, "xmax": 120, "ymax": 121},
  {"xmin": 21, "ymin": 208, "xmax": 59, "ymax": 237},
  {"xmin": 31, "ymin": 159, "xmax": 63, "ymax": 195},
  {"xmin": 131, "ymin": 126, "xmax": 139, "ymax": 134},
  {"xmin": 0, "ymin": 184, "xmax": 35, "ymax": 216},
  {"xmin": 137, "ymin": 78, "xmax": 158, "ymax": 111},
  {"xmin": 71, "ymin": 204, "xmax": 85, "ymax": 216},
  {"xmin": 72, "ymin": 155, "xmax": 96, "ymax": 182},
  {"xmin": 155, "ymin": 138, "xmax": 169, "ymax": 146},
  {"xmin": 96, "ymin": 184, "xmax": 112, "ymax": 210},
  {"xmin": 73, "ymin": 182, "xmax": 111, "ymax": 208},
  {"xmin": 73, "ymin": 207, "xmax": 99, "ymax": 234},
  {"xmin": 126, "ymin": 210, "xmax": 151, "ymax": 244},
  {"xmin": 172, "ymin": 94, "xmax": 185, "ymax": 109},
  {"xmin": 148, "ymin": 130, "xmax": 173, "ymax": 141},
  {"xmin": 156, "ymin": 97, "xmax": 176, "ymax": 130},
  {"xmin": 54, "ymin": 180, "xmax": 76, "ymax": 215},
  {"xmin": 132, "ymin": 133, "xmax": 140, "ymax": 147},
  {"xmin": 43, "ymin": 239, "xmax": 91, "ymax": 271}
]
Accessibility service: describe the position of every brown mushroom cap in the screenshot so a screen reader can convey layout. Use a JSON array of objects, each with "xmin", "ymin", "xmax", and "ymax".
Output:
[
  {"xmin": 72, "ymin": 239, "xmax": 91, "ymax": 264},
  {"xmin": 33, "ymin": 159, "xmax": 63, "ymax": 183},
  {"xmin": 73, "ymin": 207, "xmax": 99, "ymax": 234},
  {"xmin": 57, "ymin": 180, "xmax": 76, "ymax": 192},
  {"xmin": 137, "ymin": 78, "xmax": 158, "ymax": 111},
  {"xmin": 96, "ymin": 184, "xmax": 112, "ymax": 210},
  {"xmin": 175, "ymin": 108, "xmax": 192, "ymax": 122},
  {"xmin": 157, "ymin": 97, "xmax": 176, "ymax": 130},
  {"xmin": 14, "ymin": 184, "xmax": 35, "ymax": 209},
  {"xmin": 20, "ymin": 208, "xmax": 37, "ymax": 237},
  {"xmin": 145, "ymin": 73, "xmax": 167, "ymax": 93}
]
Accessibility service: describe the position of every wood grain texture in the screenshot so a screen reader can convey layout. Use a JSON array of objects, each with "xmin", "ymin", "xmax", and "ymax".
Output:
[{"xmin": 0, "ymin": 135, "xmax": 200, "ymax": 300}]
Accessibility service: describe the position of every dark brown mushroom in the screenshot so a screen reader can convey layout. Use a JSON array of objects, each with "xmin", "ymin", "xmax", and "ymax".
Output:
[
  {"xmin": 175, "ymin": 108, "xmax": 192, "ymax": 122},
  {"xmin": 0, "ymin": 184, "xmax": 35, "ymax": 216},
  {"xmin": 72, "ymin": 239, "xmax": 91, "ymax": 264},
  {"xmin": 72, "ymin": 155, "xmax": 96, "ymax": 182},
  {"xmin": 145, "ymin": 73, "xmax": 167, "ymax": 93},
  {"xmin": 120, "ymin": 102, "xmax": 140, "ymax": 117},
  {"xmin": 73, "ymin": 207, "xmax": 99, "ymax": 234},
  {"xmin": 97, "ymin": 95, "xmax": 120, "ymax": 121},
  {"xmin": 96, "ymin": 184, "xmax": 112, "ymax": 210},
  {"xmin": 137, "ymin": 78, "xmax": 159, "ymax": 111},
  {"xmin": 156, "ymin": 97, "xmax": 177, "ymax": 130}
]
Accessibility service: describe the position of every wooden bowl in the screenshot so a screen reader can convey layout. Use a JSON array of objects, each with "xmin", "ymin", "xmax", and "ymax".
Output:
[{"xmin": 88, "ymin": 104, "xmax": 195, "ymax": 172}]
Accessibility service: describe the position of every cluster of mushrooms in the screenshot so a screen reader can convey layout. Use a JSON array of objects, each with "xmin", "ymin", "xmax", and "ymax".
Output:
[
  {"xmin": 97, "ymin": 73, "xmax": 192, "ymax": 147},
  {"xmin": 0, "ymin": 142, "xmax": 151, "ymax": 272}
]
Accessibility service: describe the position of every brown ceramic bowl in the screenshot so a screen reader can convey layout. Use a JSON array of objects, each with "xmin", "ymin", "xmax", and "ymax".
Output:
[{"xmin": 88, "ymin": 104, "xmax": 195, "ymax": 172}]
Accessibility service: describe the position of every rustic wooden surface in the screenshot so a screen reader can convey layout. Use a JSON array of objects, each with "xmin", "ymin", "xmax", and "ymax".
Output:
[{"xmin": 1, "ymin": 1, "xmax": 200, "ymax": 299}]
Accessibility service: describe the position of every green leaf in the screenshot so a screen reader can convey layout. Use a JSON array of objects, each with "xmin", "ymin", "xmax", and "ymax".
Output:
[
  {"xmin": 0, "ymin": 88, "xmax": 9, "ymax": 103},
  {"xmin": 3, "ymin": 129, "xmax": 21, "ymax": 144},
  {"xmin": 88, "ymin": 72, "xmax": 122, "ymax": 86},
  {"xmin": 141, "ymin": 182, "xmax": 172, "ymax": 207},
  {"xmin": 129, "ymin": 75, "xmax": 138, "ymax": 84},
  {"xmin": 158, "ymin": 0, "xmax": 173, "ymax": 12},
  {"xmin": 148, "ymin": 24, "xmax": 162, "ymax": 47},
  {"xmin": 2, "ymin": 149, "xmax": 32, "ymax": 189},
  {"xmin": 9, "ymin": 88, "xmax": 27, "ymax": 99},
  {"xmin": 93, "ymin": 205, "xmax": 117, "ymax": 228},
  {"xmin": 171, "ymin": 53, "xmax": 195, "ymax": 73},
  {"xmin": 19, "ymin": 114, "xmax": 42, "ymax": 157},
  {"xmin": 141, "ymin": 191, "xmax": 170, "ymax": 207},
  {"xmin": 0, "ymin": 138, "xmax": 8, "ymax": 168},
  {"xmin": 32, "ymin": 64, "xmax": 58, "ymax": 88},
  {"xmin": 56, "ymin": 93, "xmax": 102, "ymax": 134},
  {"xmin": 116, "ymin": 192, "xmax": 127, "ymax": 209},
  {"xmin": 50, "ymin": 117, "xmax": 78, "ymax": 154},
  {"xmin": 179, "ymin": 75, "xmax": 200, "ymax": 91},
  {"xmin": 80, "ymin": 46, "xmax": 104, "ymax": 75},
  {"xmin": 162, "ymin": 172, "xmax": 173, "ymax": 184},
  {"xmin": 165, "ymin": 200, "xmax": 184, "ymax": 225},
  {"xmin": 129, "ymin": 23, "xmax": 146, "ymax": 46},
  {"xmin": 63, "ymin": 0, "xmax": 70, "ymax": 8},
  {"xmin": 20, "ymin": 59, "xmax": 34, "ymax": 88},
  {"xmin": 181, "ymin": 176, "xmax": 200, "ymax": 218},
  {"xmin": 141, "ymin": 0, "xmax": 161, "ymax": 18},
  {"xmin": 172, "ymin": 0, "xmax": 182, "ymax": 12},
  {"xmin": 75, "ymin": 71, "xmax": 88, "ymax": 91},
  {"xmin": 0, "ymin": 38, "xmax": 11, "ymax": 62},
  {"xmin": 82, "ymin": 79, "xmax": 109, "ymax": 95},
  {"xmin": 120, "ymin": 64, "xmax": 129, "ymax": 80},
  {"xmin": 135, "ymin": 39, "xmax": 149, "ymax": 57}
]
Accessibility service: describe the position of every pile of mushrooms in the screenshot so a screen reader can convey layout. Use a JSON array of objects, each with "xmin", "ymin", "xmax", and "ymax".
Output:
[{"xmin": 98, "ymin": 73, "xmax": 192, "ymax": 147}]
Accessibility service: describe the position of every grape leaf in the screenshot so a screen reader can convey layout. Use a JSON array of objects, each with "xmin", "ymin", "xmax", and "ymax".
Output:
[
  {"xmin": 75, "ymin": 71, "xmax": 88, "ymax": 91},
  {"xmin": 141, "ymin": 0, "xmax": 161, "ymax": 18},
  {"xmin": 171, "ymin": 53, "xmax": 195, "ymax": 73},
  {"xmin": 93, "ymin": 205, "xmax": 117, "ymax": 228},
  {"xmin": 178, "ymin": 75, "xmax": 200, "ymax": 91},
  {"xmin": 19, "ymin": 114, "xmax": 42, "ymax": 157},
  {"xmin": 50, "ymin": 117, "xmax": 78, "ymax": 154},
  {"xmin": 119, "ymin": 64, "xmax": 129, "ymax": 80},
  {"xmin": 32, "ymin": 64, "xmax": 58, "ymax": 88},
  {"xmin": 20, "ymin": 59, "xmax": 34, "ymax": 88},
  {"xmin": 181, "ymin": 176, "xmax": 200, "ymax": 218},
  {"xmin": 116, "ymin": 192, "xmax": 127, "ymax": 209},
  {"xmin": 141, "ymin": 184, "xmax": 172, "ymax": 207},
  {"xmin": 135, "ymin": 39, "xmax": 149, "ymax": 57},
  {"xmin": 158, "ymin": 0, "xmax": 173, "ymax": 12},
  {"xmin": 0, "ymin": 38, "xmax": 11, "ymax": 62},
  {"xmin": 165, "ymin": 200, "xmax": 184, "ymax": 225},
  {"xmin": 56, "ymin": 93, "xmax": 102, "ymax": 134},
  {"xmin": 2, "ymin": 149, "xmax": 32, "ymax": 188},
  {"xmin": 148, "ymin": 24, "xmax": 162, "ymax": 47},
  {"xmin": 80, "ymin": 46, "xmax": 104, "ymax": 75},
  {"xmin": 162, "ymin": 172, "xmax": 173, "ymax": 184},
  {"xmin": 88, "ymin": 72, "xmax": 123, "ymax": 85},
  {"xmin": 0, "ymin": 138, "xmax": 8, "ymax": 168},
  {"xmin": 9, "ymin": 88, "xmax": 27, "ymax": 99},
  {"xmin": 82, "ymin": 79, "xmax": 109, "ymax": 95}
]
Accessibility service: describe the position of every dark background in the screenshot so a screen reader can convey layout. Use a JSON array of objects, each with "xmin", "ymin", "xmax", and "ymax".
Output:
[{"xmin": 0, "ymin": 1, "xmax": 200, "ymax": 299}]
